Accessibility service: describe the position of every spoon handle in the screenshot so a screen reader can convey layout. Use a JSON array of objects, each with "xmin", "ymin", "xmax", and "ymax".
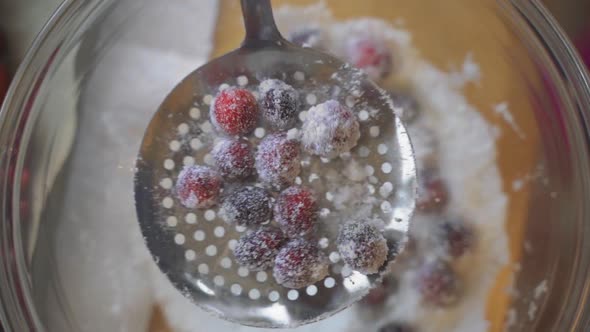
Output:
[{"xmin": 240, "ymin": 0, "xmax": 284, "ymax": 45}]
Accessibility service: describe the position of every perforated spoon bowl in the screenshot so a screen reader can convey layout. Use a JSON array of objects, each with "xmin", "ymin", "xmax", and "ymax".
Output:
[{"xmin": 134, "ymin": 0, "xmax": 416, "ymax": 328}]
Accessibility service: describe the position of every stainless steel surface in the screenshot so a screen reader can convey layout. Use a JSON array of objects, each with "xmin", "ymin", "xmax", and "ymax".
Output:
[{"xmin": 134, "ymin": 0, "xmax": 416, "ymax": 327}]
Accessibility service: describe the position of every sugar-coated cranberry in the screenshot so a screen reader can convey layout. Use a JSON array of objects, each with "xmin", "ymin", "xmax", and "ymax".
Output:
[
  {"xmin": 234, "ymin": 227, "xmax": 286, "ymax": 271},
  {"xmin": 273, "ymin": 238, "xmax": 329, "ymax": 289},
  {"xmin": 212, "ymin": 138, "xmax": 255, "ymax": 181},
  {"xmin": 337, "ymin": 221, "xmax": 388, "ymax": 274},
  {"xmin": 175, "ymin": 165, "xmax": 222, "ymax": 209},
  {"xmin": 255, "ymin": 132, "xmax": 301, "ymax": 190},
  {"xmin": 220, "ymin": 186, "xmax": 273, "ymax": 226},
  {"xmin": 346, "ymin": 36, "xmax": 393, "ymax": 81},
  {"xmin": 416, "ymin": 170, "xmax": 449, "ymax": 213},
  {"xmin": 415, "ymin": 260, "xmax": 460, "ymax": 306},
  {"xmin": 210, "ymin": 87, "xmax": 259, "ymax": 135},
  {"xmin": 437, "ymin": 219, "xmax": 475, "ymax": 258},
  {"xmin": 301, "ymin": 100, "xmax": 360, "ymax": 158},
  {"xmin": 259, "ymin": 79, "xmax": 299, "ymax": 130},
  {"xmin": 289, "ymin": 27, "xmax": 323, "ymax": 48},
  {"xmin": 389, "ymin": 91, "xmax": 420, "ymax": 124},
  {"xmin": 377, "ymin": 322, "xmax": 415, "ymax": 332},
  {"xmin": 274, "ymin": 186, "xmax": 318, "ymax": 237}
]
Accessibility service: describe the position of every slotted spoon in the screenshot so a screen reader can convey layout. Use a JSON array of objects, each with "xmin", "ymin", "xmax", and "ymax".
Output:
[{"xmin": 134, "ymin": 0, "xmax": 416, "ymax": 328}]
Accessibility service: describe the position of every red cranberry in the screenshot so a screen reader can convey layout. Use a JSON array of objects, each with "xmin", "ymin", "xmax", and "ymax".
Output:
[
  {"xmin": 301, "ymin": 100, "xmax": 360, "ymax": 158},
  {"xmin": 259, "ymin": 79, "xmax": 299, "ymax": 129},
  {"xmin": 255, "ymin": 132, "xmax": 301, "ymax": 190},
  {"xmin": 234, "ymin": 227, "xmax": 286, "ymax": 271},
  {"xmin": 212, "ymin": 138, "xmax": 255, "ymax": 181},
  {"xmin": 337, "ymin": 221, "xmax": 388, "ymax": 274},
  {"xmin": 175, "ymin": 165, "xmax": 221, "ymax": 209},
  {"xmin": 273, "ymin": 238, "xmax": 329, "ymax": 289},
  {"xmin": 346, "ymin": 36, "xmax": 393, "ymax": 81},
  {"xmin": 274, "ymin": 186, "xmax": 317, "ymax": 237},
  {"xmin": 220, "ymin": 186, "xmax": 273, "ymax": 226},
  {"xmin": 416, "ymin": 170, "xmax": 449, "ymax": 213},
  {"xmin": 437, "ymin": 219, "xmax": 475, "ymax": 259},
  {"xmin": 415, "ymin": 260, "xmax": 460, "ymax": 306},
  {"xmin": 210, "ymin": 88, "xmax": 259, "ymax": 135}
]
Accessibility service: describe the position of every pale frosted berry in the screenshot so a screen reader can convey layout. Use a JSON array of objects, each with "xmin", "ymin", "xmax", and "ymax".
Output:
[
  {"xmin": 175, "ymin": 165, "xmax": 221, "ymax": 209},
  {"xmin": 212, "ymin": 138, "xmax": 255, "ymax": 181},
  {"xmin": 255, "ymin": 132, "xmax": 301, "ymax": 190},
  {"xmin": 273, "ymin": 238, "xmax": 329, "ymax": 289},
  {"xmin": 210, "ymin": 87, "xmax": 259, "ymax": 135},
  {"xmin": 259, "ymin": 79, "xmax": 299, "ymax": 129},
  {"xmin": 346, "ymin": 35, "xmax": 393, "ymax": 81},
  {"xmin": 301, "ymin": 100, "xmax": 360, "ymax": 158},
  {"xmin": 337, "ymin": 221, "xmax": 388, "ymax": 274},
  {"xmin": 275, "ymin": 186, "xmax": 318, "ymax": 237},
  {"xmin": 234, "ymin": 227, "xmax": 286, "ymax": 271},
  {"xmin": 220, "ymin": 186, "xmax": 273, "ymax": 226},
  {"xmin": 415, "ymin": 260, "xmax": 460, "ymax": 306}
]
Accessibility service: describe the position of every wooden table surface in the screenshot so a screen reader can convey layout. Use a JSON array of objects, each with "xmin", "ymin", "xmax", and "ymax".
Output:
[{"xmin": 151, "ymin": 1, "xmax": 543, "ymax": 331}]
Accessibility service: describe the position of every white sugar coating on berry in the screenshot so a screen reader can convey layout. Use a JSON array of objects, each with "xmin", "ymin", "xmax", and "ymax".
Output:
[
  {"xmin": 211, "ymin": 138, "xmax": 255, "ymax": 181},
  {"xmin": 336, "ymin": 221, "xmax": 388, "ymax": 274},
  {"xmin": 233, "ymin": 227, "xmax": 286, "ymax": 271},
  {"xmin": 255, "ymin": 133, "xmax": 301, "ymax": 190},
  {"xmin": 259, "ymin": 79, "xmax": 299, "ymax": 129},
  {"xmin": 301, "ymin": 100, "xmax": 361, "ymax": 158},
  {"xmin": 219, "ymin": 187, "xmax": 273, "ymax": 226},
  {"xmin": 273, "ymin": 238, "xmax": 329, "ymax": 289}
]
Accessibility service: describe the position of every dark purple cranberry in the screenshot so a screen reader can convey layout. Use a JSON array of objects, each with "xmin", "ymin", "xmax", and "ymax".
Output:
[
  {"xmin": 219, "ymin": 186, "xmax": 273, "ymax": 226},
  {"xmin": 259, "ymin": 79, "xmax": 299, "ymax": 130},
  {"xmin": 377, "ymin": 322, "xmax": 414, "ymax": 332},
  {"xmin": 337, "ymin": 221, "xmax": 388, "ymax": 274},
  {"xmin": 437, "ymin": 219, "xmax": 475, "ymax": 258},
  {"xmin": 415, "ymin": 260, "xmax": 460, "ymax": 306},
  {"xmin": 273, "ymin": 238, "xmax": 329, "ymax": 289},
  {"xmin": 234, "ymin": 227, "xmax": 286, "ymax": 271},
  {"xmin": 416, "ymin": 169, "xmax": 449, "ymax": 214}
]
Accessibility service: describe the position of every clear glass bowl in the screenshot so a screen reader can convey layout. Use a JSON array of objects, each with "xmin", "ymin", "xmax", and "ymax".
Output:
[{"xmin": 1, "ymin": 0, "xmax": 590, "ymax": 331}]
